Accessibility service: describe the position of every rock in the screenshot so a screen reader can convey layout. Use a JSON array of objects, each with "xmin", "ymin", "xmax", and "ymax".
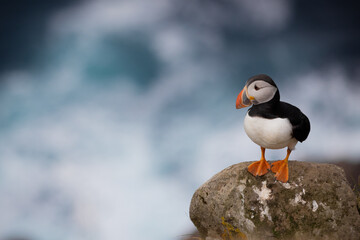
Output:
[
  {"xmin": 333, "ymin": 161, "xmax": 360, "ymax": 189},
  {"xmin": 190, "ymin": 161, "xmax": 360, "ymax": 240}
]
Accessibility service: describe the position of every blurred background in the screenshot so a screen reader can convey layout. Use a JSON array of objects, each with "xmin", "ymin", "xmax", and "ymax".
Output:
[{"xmin": 0, "ymin": 0, "xmax": 359, "ymax": 239}]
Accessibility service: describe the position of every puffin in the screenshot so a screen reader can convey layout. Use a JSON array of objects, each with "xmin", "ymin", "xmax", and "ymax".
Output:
[{"xmin": 236, "ymin": 74, "xmax": 310, "ymax": 183}]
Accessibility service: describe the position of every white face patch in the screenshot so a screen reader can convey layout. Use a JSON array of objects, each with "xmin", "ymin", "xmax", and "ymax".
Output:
[{"xmin": 247, "ymin": 80, "xmax": 277, "ymax": 104}]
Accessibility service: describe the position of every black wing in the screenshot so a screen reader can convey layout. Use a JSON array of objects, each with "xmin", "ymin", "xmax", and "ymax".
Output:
[
  {"xmin": 277, "ymin": 102, "xmax": 310, "ymax": 142},
  {"xmin": 292, "ymin": 112, "xmax": 310, "ymax": 142}
]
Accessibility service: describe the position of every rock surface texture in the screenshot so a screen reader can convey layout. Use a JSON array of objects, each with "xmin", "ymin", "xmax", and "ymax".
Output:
[{"xmin": 190, "ymin": 161, "xmax": 360, "ymax": 240}]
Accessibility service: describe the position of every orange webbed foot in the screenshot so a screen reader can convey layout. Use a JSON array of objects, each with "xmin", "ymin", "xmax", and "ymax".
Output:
[
  {"xmin": 271, "ymin": 160, "xmax": 289, "ymax": 182},
  {"xmin": 247, "ymin": 159, "xmax": 270, "ymax": 176}
]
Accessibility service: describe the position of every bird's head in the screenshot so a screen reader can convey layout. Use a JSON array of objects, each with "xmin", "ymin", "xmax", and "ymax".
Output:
[{"xmin": 236, "ymin": 74, "xmax": 279, "ymax": 109}]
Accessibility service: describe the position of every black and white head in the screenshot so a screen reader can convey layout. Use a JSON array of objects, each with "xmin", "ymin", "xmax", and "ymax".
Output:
[{"xmin": 236, "ymin": 74, "xmax": 279, "ymax": 109}]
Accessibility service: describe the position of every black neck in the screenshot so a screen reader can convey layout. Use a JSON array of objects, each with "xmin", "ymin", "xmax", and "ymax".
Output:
[{"xmin": 248, "ymin": 90, "xmax": 280, "ymax": 118}]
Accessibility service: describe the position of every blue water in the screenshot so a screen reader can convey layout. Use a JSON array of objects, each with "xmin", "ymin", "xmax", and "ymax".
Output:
[{"xmin": 0, "ymin": 1, "xmax": 359, "ymax": 240}]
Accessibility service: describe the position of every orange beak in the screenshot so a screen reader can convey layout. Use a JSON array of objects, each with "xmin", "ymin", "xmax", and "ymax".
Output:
[{"xmin": 236, "ymin": 86, "xmax": 252, "ymax": 109}]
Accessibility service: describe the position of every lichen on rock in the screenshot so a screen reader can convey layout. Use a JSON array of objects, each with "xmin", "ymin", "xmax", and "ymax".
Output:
[{"xmin": 190, "ymin": 161, "xmax": 360, "ymax": 240}]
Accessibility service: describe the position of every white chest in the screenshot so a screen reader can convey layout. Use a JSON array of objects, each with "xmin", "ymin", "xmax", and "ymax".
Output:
[{"xmin": 244, "ymin": 112, "xmax": 297, "ymax": 149}]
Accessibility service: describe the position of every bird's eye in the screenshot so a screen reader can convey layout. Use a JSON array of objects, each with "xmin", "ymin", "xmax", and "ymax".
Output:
[{"xmin": 254, "ymin": 85, "xmax": 260, "ymax": 91}]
